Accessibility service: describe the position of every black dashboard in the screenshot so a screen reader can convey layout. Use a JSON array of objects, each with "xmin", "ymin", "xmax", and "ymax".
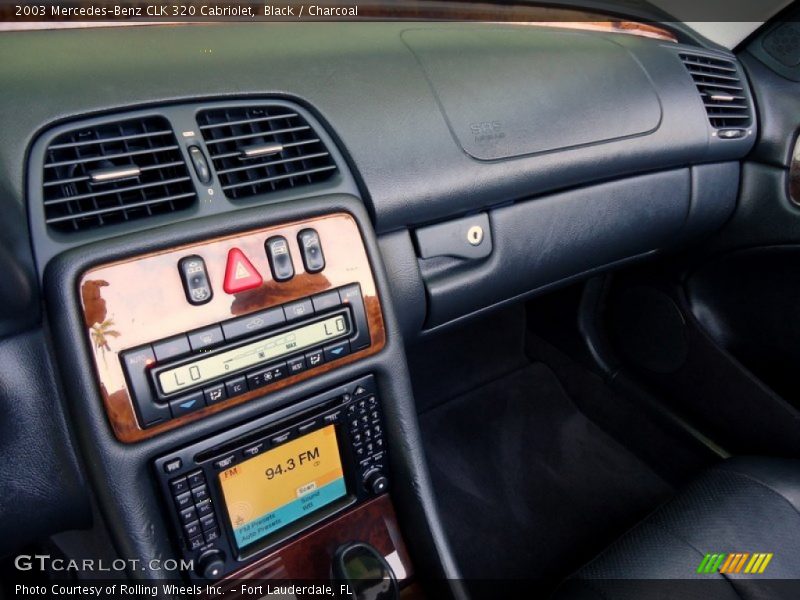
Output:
[{"xmin": 0, "ymin": 18, "xmax": 758, "ymax": 593}]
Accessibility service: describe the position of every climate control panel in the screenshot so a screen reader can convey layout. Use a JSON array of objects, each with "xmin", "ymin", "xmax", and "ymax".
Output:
[{"xmin": 78, "ymin": 213, "xmax": 385, "ymax": 442}]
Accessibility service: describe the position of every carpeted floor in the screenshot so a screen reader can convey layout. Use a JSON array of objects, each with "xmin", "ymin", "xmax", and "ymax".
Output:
[{"xmin": 418, "ymin": 363, "xmax": 674, "ymax": 594}]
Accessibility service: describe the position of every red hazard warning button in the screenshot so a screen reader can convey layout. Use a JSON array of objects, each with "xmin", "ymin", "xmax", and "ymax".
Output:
[{"xmin": 223, "ymin": 248, "xmax": 263, "ymax": 294}]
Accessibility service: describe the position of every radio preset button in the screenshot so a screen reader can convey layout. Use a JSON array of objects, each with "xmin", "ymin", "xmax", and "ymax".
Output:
[
  {"xmin": 187, "ymin": 471, "xmax": 205, "ymax": 488},
  {"xmin": 224, "ymin": 376, "xmax": 247, "ymax": 397},
  {"xmin": 287, "ymin": 355, "xmax": 306, "ymax": 375},
  {"xmin": 311, "ymin": 290, "xmax": 341, "ymax": 313},
  {"xmin": 305, "ymin": 348, "xmax": 325, "ymax": 369},
  {"xmin": 153, "ymin": 335, "xmax": 191, "ymax": 362},
  {"xmin": 324, "ymin": 340, "xmax": 350, "ymax": 363},
  {"xmin": 178, "ymin": 255, "xmax": 213, "ymax": 306},
  {"xmin": 298, "ymin": 228, "xmax": 325, "ymax": 273},
  {"xmin": 265, "ymin": 236, "xmax": 295, "ymax": 282},
  {"xmin": 203, "ymin": 383, "xmax": 227, "ymax": 406},
  {"xmin": 169, "ymin": 391, "xmax": 205, "ymax": 418},
  {"xmin": 283, "ymin": 298, "xmax": 313, "ymax": 321},
  {"xmin": 184, "ymin": 520, "xmax": 202, "ymax": 539},
  {"xmin": 179, "ymin": 506, "xmax": 197, "ymax": 525},
  {"xmin": 195, "ymin": 499, "xmax": 214, "ymax": 517},
  {"xmin": 174, "ymin": 492, "xmax": 193, "ymax": 511},
  {"xmin": 192, "ymin": 485, "xmax": 209, "ymax": 503},
  {"xmin": 169, "ymin": 476, "xmax": 189, "ymax": 496},
  {"xmin": 200, "ymin": 514, "xmax": 217, "ymax": 531},
  {"xmin": 188, "ymin": 325, "xmax": 224, "ymax": 352}
]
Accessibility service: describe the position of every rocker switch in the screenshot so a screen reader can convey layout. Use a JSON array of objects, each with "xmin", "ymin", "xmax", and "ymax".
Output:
[{"xmin": 265, "ymin": 236, "xmax": 295, "ymax": 282}]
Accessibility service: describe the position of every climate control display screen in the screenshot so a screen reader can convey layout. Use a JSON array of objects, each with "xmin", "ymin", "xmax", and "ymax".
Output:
[
  {"xmin": 157, "ymin": 314, "xmax": 348, "ymax": 395},
  {"xmin": 218, "ymin": 425, "xmax": 347, "ymax": 550}
]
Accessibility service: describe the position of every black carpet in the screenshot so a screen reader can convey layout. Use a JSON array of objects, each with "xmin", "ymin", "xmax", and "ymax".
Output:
[{"xmin": 418, "ymin": 363, "xmax": 673, "ymax": 593}]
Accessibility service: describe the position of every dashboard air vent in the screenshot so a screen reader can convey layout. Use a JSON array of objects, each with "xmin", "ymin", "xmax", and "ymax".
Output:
[
  {"xmin": 197, "ymin": 106, "xmax": 337, "ymax": 200},
  {"xmin": 42, "ymin": 116, "xmax": 197, "ymax": 233},
  {"xmin": 679, "ymin": 52, "xmax": 752, "ymax": 129}
]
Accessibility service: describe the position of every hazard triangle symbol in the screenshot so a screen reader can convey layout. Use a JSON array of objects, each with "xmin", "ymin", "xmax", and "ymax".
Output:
[{"xmin": 223, "ymin": 248, "xmax": 263, "ymax": 294}]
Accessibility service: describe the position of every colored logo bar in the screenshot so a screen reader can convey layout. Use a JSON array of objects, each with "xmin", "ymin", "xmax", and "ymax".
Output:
[{"xmin": 697, "ymin": 553, "xmax": 773, "ymax": 574}]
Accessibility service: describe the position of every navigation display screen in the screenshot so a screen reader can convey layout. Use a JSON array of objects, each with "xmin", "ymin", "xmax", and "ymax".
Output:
[
  {"xmin": 157, "ymin": 313, "xmax": 349, "ymax": 395},
  {"xmin": 218, "ymin": 425, "xmax": 347, "ymax": 550}
]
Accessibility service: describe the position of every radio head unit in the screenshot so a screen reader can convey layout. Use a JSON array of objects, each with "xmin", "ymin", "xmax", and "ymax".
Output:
[{"xmin": 154, "ymin": 375, "xmax": 388, "ymax": 581}]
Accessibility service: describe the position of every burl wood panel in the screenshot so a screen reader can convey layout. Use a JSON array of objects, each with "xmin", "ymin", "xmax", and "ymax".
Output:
[
  {"xmin": 224, "ymin": 494, "xmax": 414, "ymax": 589},
  {"xmin": 80, "ymin": 212, "xmax": 385, "ymax": 443}
]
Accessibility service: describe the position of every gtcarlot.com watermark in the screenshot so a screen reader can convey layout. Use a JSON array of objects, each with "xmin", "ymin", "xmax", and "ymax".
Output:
[{"xmin": 14, "ymin": 554, "xmax": 194, "ymax": 573}]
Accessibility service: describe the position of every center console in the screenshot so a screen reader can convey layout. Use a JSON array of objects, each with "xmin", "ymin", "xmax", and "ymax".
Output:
[{"xmin": 45, "ymin": 198, "xmax": 456, "ymax": 597}]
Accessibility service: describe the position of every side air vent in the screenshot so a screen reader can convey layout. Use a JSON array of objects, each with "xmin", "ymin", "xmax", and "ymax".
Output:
[
  {"xmin": 43, "ymin": 116, "xmax": 197, "ymax": 233},
  {"xmin": 197, "ymin": 106, "xmax": 338, "ymax": 200},
  {"xmin": 679, "ymin": 52, "xmax": 752, "ymax": 129}
]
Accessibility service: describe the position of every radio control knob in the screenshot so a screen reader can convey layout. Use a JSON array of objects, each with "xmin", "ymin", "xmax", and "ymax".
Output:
[
  {"xmin": 363, "ymin": 470, "xmax": 389, "ymax": 495},
  {"xmin": 196, "ymin": 549, "xmax": 225, "ymax": 580}
]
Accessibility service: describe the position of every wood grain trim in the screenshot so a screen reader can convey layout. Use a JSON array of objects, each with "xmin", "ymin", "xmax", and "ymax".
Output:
[
  {"xmin": 223, "ymin": 494, "xmax": 414, "ymax": 584},
  {"xmin": 79, "ymin": 213, "xmax": 385, "ymax": 443}
]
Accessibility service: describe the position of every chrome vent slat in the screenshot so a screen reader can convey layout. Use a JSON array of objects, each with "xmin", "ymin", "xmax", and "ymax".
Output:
[
  {"xmin": 198, "ymin": 106, "xmax": 337, "ymax": 200},
  {"xmin": 43, "ymin": 161, "xmax": 186, "ymax": 187},
  {"xmin": 42, "ymin": 116, "xmax": 197, "ymax": 232},
  {"xmin": 211, "ymin": 138, "xmax": 320, "ymax": 161},
  {"xmin": 679, "ymin": 52, "xmax": 752, "ymax": 130}
]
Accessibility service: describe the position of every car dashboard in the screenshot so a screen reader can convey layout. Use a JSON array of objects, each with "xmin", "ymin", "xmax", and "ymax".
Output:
[{"xmin": 0, "ymin": 18, "xmax": 757, "ymax": 595}]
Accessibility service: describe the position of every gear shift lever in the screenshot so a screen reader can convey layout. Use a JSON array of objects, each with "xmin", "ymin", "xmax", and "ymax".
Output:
[{"xmin": 332, "ymin": 542, "xmax": 399, "ymax": 600}]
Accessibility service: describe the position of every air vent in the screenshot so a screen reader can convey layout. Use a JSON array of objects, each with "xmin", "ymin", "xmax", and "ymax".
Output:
[
  {"xmin": 43, "ymin": 116, "xmax": 197, "ymax": 233},
  {"xmin": 679, "ymin": 52, "xmax": 752, "ymax": 129},
  {"xmin": 197, "ymin": 106, "xmax": 338, "ymax": 200}
]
